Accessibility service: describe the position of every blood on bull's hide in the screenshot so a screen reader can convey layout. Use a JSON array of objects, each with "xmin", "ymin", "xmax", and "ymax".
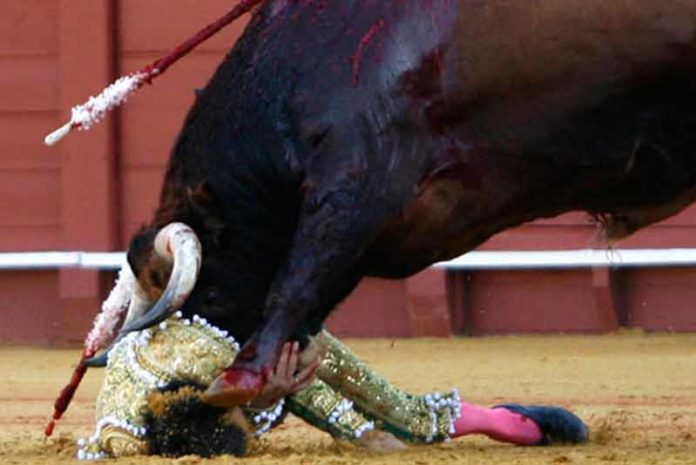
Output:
[{"xmin": 117, "ymin": 0, "xmax": 696, "ymax": 405}]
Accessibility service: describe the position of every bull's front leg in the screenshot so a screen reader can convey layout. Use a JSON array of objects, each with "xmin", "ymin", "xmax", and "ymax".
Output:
[{"xmin": 205, "ymin": 176, "xmax": 393, "ymax": 407}]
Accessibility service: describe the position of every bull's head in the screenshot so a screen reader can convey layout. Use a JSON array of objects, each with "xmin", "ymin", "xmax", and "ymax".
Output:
[
  {"xmin": 83, "ymin": 222, "xmax": 202, "ymax": 366},
  {"xmin": 123, "ymin": 222, "xmax": 202, "ymax": 332}
]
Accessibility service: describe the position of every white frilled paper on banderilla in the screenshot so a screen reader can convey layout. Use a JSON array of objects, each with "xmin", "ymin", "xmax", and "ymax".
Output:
[
  {"xmin": 43, "ymin": 0, "xmax": 264, "ymax": 147},
  {"xmin": 44, "ymin": 72, "xmax": 149, "ymax": 146}
]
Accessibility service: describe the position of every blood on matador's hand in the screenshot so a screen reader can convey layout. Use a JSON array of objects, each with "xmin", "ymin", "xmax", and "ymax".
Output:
[{"xmin": 248, "ymin": 341, "xmax": 321, "ymax": 409}]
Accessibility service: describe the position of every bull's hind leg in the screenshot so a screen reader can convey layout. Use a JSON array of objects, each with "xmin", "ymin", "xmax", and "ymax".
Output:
[{"xmin": 205, "ymin": 175, "xmax": 399, "ymax": 406}]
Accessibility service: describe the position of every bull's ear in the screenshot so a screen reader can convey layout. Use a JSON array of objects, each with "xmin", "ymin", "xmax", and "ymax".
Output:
[
  {"xmin": 127, "ymin": 227, "xmax": 159, "ymax": 279},
  {"xmin": 127, "ymin": 227, "xmax": 172, "ymax": 301}
]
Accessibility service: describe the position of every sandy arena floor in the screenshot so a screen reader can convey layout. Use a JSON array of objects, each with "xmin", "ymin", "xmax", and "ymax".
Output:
[{"xmin": 1, "ymin": 332, "xmax": 695, "ymax": 464}]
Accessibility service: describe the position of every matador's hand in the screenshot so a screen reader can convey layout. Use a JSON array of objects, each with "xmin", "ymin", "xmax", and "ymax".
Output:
[{"xmin": 248, "ymin": 341, "xmax": 320, "ymax": 409}]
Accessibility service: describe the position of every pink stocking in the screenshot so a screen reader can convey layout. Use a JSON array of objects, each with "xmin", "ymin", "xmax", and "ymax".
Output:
[{"xmin": 453, "ymin": 402, "xmax": 543, "ymax": 445}]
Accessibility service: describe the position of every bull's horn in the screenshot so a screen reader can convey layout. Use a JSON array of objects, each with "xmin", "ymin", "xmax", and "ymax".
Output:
[
  {"xmin": 82, "ymin": 269, "xmax": 153, "ymax": 368},
  {"xmin": 121, "ymin": 282, "xmax": 154, "ymax": 328},
  {"xmin": 82, "ymin": 265, "xmax": 152, "ymax": 368},
  {"xmin": 118, "ymin": 222, "xmax": 202, "ymax": 333}
]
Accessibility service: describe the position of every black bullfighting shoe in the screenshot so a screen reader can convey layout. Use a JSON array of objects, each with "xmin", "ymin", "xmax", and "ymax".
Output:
[{"xmin": 493, "ymin": 404, "xmax": 589, "ymax": 446}]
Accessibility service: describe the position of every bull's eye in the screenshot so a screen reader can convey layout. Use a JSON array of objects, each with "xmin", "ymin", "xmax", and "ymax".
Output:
[{"xmin": 205, "ymin": 288, "xmax": 220, "ymax": 304}]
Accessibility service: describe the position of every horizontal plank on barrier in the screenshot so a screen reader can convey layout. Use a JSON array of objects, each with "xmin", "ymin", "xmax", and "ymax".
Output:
[
  {"xmin": 434, "ymin": 248, "xmax": 696, "ymax": 270},
  {"xmin": 2, "ymin": 249, "xmax": 696, "ymax": 271},
  {"xmin": 0, "ymin": 252, "xmax": 126, "ymax": 270}
]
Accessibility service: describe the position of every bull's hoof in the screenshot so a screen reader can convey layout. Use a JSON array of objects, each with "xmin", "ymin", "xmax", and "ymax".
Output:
[
  {"xmin": 494, "ymin": 404, "xmax": 589, "ymax": 446},
  {"xmin": 203, "ymin": 368, "xmax": 264, "ymax": 407}
]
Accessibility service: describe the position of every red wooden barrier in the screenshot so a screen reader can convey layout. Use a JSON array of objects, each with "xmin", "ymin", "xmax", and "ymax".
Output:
[{"xmin": 1, "ymin": 2, "xmax": 695, "ymax": 344}]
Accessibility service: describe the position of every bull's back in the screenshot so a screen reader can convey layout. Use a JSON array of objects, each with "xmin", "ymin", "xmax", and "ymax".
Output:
[
  {"xmin": 260, "ymin": 0, "xmax": 696, "ymax": 166},
  {"xmin": 168, "ymin": 0, "xmax": 696, "ymax": 269},
  {"xmin": 180, "ymin": 0, "xmax": 696, "ymax": 167}
]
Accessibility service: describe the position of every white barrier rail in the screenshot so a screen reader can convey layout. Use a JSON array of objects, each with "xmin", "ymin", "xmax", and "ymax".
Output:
[
  {"xmin": 0, "ymin": 252, "xmax": 126, "ymax": 271},
  {"xmin": 434, "ymin": 248, "xmax": 696, "ymax": 270},
  {"xmin": 3, "ymin": 249, "xmax": 696, "ymax": 271}
]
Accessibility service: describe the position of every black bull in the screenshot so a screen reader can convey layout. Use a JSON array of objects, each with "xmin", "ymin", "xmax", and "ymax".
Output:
[{"xmin": 120, "ymin": 0, "xmax": 696, "ymax": 405}]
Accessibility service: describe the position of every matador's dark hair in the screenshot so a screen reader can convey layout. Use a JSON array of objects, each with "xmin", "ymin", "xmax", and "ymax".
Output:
[{"xmin": 144, "ymin": 382, "xmax": 249, "ymax": 458}]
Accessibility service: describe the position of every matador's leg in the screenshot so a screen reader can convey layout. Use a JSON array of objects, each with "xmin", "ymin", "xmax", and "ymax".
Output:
[
  {"xmin": 309, "ymin": 331, "xmax": 588, "ymax": 446},
  {"xmin": 310, "ymin": 331, "xmax": 460, "ymax": 443},
  {"xmin": 286, "ymin": 377, "xmax": 377, "ymax": 441}
]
